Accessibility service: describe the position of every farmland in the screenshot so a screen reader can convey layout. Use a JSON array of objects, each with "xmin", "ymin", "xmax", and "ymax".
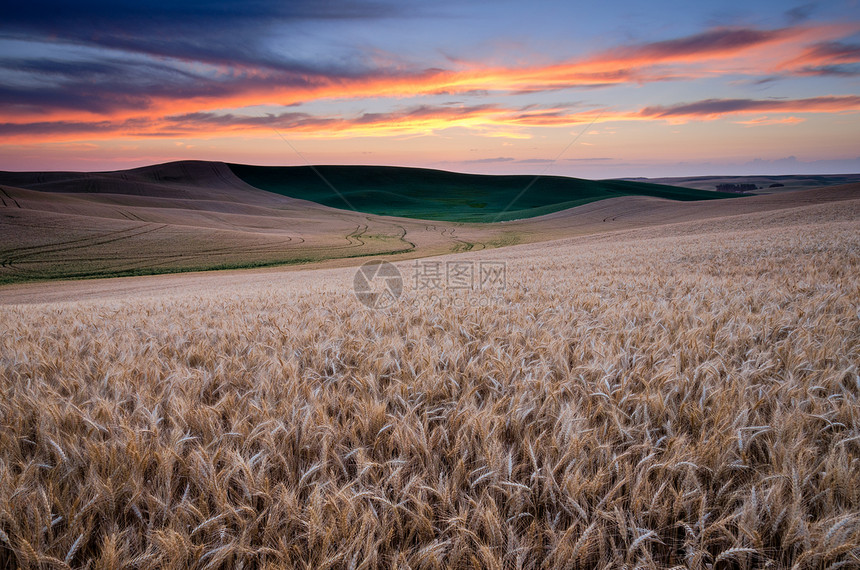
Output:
[
  {"xmin": 0, "ymin": 161, "xmax": 849, "ymax": 286},
  {"xmin": 1, "ymin": 189, "xmax": 858, "ymax": 567}
]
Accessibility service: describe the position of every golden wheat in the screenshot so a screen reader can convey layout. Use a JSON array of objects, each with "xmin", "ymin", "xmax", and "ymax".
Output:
[{"xmin": 0, "ymin": 206, "xmax": 858, "ymax": 568}]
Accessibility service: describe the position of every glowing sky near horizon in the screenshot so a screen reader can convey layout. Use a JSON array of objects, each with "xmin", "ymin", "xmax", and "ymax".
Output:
[{"xmin": 1, "ymin": 0, "xmax": 860, "ymax": 177}]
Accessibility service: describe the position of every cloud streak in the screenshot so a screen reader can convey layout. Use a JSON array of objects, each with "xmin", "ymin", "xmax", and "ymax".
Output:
[
  {"xmin": 3, "ymin": 0, "xmax": 407, "ymax": 71},
  {"xmin": 1, "ymin": 21, "xmax": 858, "ymax": 124},
  {"xmin": 777, "ymin": 41, "xmax": 860, "ymax": 76},
  {"xmin": 2, "ymin": 4, "xmax": 859, "ymax": 151},
  {"xmin": 639, "ymin": 95, "xmax": 860, "ymax": 119},
  {"xmin": 4, "ymin": 94, "xmax": 859, "ymax": 143}
]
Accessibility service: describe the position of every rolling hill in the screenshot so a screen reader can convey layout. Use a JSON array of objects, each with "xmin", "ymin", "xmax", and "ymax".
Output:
[
  {"xmin": 228, "ymin": 164, "xmax": 739, "ymax": 223},
  {"xmin": 0, "ymin": 160, "xmax": 856, "ymax": 287}
]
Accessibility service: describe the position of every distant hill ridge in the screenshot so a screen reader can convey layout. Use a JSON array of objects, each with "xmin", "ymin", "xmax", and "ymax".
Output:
[
  {"xmin": 228, "ymin": 163, "xmax": 739, "ymax": 223},
  {"xmin": 0, "ymin": 160, "xmax": 739, "ymax": 223}
]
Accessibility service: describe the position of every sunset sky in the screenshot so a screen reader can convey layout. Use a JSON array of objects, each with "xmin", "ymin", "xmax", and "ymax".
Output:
[{"xmin": 2, "ymin": 0, "xmax": 860, "ymax": 177}]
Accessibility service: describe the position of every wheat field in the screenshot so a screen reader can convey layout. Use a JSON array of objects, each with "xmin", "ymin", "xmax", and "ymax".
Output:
[{"xmin": 1, "ymin": 200, "xmax": 859, "ymax": 568}]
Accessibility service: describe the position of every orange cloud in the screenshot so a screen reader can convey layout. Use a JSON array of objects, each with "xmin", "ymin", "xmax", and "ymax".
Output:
[
  {"xmin": 5, "ymin": 23, "xmax": 856, "ymax": 127},
  {"xmin": 4, "ymin": 94, "xmax": 860, "ymax": 144},
  {"xmin": 734, "ymin": 116, "xmax": 806, "ymax": 126},
  {"xmin": 776, "ymin": 40, "xmax": 860, "ymax": 76},
  {"xmin": 638, "ymin": 95, "xmax": 860, "ymax": 120},
  {"xmin": 2, "ymin": 24, "xmax": 860, "ymax": 144},
  {"xmin": 0, "ymin": 104, "xmax": 622, "ymax": 143}
]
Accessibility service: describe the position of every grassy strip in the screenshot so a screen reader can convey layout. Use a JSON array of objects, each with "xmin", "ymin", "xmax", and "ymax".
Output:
[{"xmin": 0, "ymin": 246, "xmax": 416, "ymax": 286}]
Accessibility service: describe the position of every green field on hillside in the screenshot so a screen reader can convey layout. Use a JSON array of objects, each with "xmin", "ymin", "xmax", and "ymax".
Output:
[{"xmin": 230, "ymin": 164, "xmax": 739, "ymax": 223}]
